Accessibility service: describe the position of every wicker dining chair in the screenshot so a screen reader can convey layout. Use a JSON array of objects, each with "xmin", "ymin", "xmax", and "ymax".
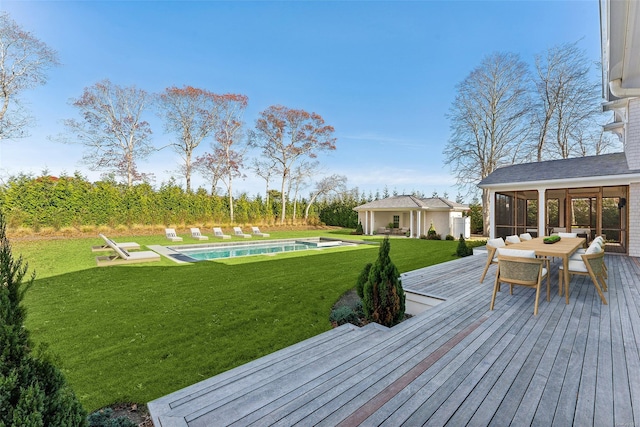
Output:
[
  {"xmin": 490, "ymin": 252, "xmax": 549, "ymax": 316},
  {"xmin": 559, "ymin": 250, "xmax": 608, "ymax": 305}
]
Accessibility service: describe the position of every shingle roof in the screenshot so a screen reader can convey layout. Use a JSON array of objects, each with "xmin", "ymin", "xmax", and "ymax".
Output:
[
  {"xmin": 354, "ymin": 195, "xmax": 467, "ymax": 210},
  {"xmin": 478, "ymin": 152, "xmax": 638, "ymax": 187}
]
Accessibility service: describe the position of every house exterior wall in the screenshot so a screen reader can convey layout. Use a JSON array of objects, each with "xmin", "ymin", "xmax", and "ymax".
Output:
[
  {"xmin": 629, "ymin": 183, "xmax": 640, "ymax": 257},
  {"xmin": 424, "ymin": 212, "xmax": 450, "ymax": 240},
  {"xmin": 627, "ymin": 99, "xmax": 640, "ymax": 170}
]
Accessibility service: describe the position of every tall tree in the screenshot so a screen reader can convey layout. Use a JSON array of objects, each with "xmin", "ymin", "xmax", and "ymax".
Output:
[
  {"xmin": 288, "ymin": 160, "xmax": 317, "ymax": 223},
  {"xmin": 212, "ymin": 93, "xmax": 248, "ymax": 223},
  {"xmin": 251, "ymin": 157, "xmax": 277, "ymax": 218},
  {"xmin": 156, "ymin": 86, "xmax": 219, "ymax": 192},
  {"xmin": 444, "ymin": 52, "xmax": 531, "ymax": 236},
  {"xmin": 0, "ymin": 12, "xmax": 59, "ymax": 140},
  {"xmin": 304, "ymin": 174, "xmax": 347, "ymax": 221},
  {"xmin": 61, "ymin": 80, "xmax": 154, "ymax": 187},
  {"xmin": 251, "ymin": 105, "xmax": 336, "ymax": 224},
  {"xmin": 531, "ymin": 41, "xmax": 603, "ymax": 160}
]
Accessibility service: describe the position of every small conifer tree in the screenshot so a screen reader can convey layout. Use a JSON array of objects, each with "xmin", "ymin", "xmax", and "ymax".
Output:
[
  {"xmin": 0, "ymin": 210, "xmax": 87, "ymax": 426},
  {"xmin": 362, "ymin": 238, "xmax": 405, "ymax": 326},
  {"xmin": 356, "ymin": 262, "xmax": 372, "ymax": 298},
  {"xmin": 456, "ymin": 234, "xmax": 473, "ymax": 257},
  {"xmin": 355, "ymin": 221, "xmax": 364, "ymax": 234}
]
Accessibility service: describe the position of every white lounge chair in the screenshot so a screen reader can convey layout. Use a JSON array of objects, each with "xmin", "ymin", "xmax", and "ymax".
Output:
[
  {"xmin": 213, "ymin": 227, "xmax": 231, "ymax": 239},
  {"xmin": 233, "ymin": 227, "xmax": 252, "ymax": 238},
  {"xmin": 95, "ymin": 239, "xmax": 160, "ymax": 267},
  {"xmin": 190, "ymin": 228, "xmax": 209, "ymax": 240},
  {"xmin": 251, "ymin": 226, "xmax": 270, "ymax": 237},
  {"xmin": 92, "ymin": 234, "xmax": 141, "ymax": 252},
  {"xmin": 165, "ymin": 228, "xmax": 183, "ymax": 242}
]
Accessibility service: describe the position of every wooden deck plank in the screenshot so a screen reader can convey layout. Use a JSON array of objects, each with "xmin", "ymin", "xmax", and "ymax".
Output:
[{"xmin": 148, "ymin": 254, "xmax": 640, "ymax": 427}]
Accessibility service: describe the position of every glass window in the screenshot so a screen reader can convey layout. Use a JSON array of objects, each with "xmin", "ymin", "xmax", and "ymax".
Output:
[{"xmin": 393, "ymin": 215, "xmax": 399, "ymax": 228}]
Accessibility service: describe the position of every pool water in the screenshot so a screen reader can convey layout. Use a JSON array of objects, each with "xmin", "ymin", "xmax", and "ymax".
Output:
[{"xmin": 176, "ymin": 240, "xmax": 340, "ymax": 261}]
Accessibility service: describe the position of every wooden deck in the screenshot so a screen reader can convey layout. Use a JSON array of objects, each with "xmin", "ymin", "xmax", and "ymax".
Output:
[{"xmin": 148, "ymin": 253, "xmax": 640, "ymax": 426}]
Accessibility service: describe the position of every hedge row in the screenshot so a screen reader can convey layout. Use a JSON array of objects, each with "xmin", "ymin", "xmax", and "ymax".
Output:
[{"xmin": 0, "ymin": 174, "xmax": 360, "ymax": 230}]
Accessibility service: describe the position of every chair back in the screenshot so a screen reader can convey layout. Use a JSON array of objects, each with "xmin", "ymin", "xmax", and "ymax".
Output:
[
  {"xmin": 213, "ymin": 227, "xmax": 224, "ymax": 236},
  {"xmin": 558, "ymin": 232, "xmax": 578, "ymax": 238},
  {"xmin": 166, "ymin": 228, "xmax": 177, "ymax": 238},
  {"xmin": 497, "ymin": 254, "xmax": 544, "ymax": 285},
  {"xmin": 582, "ymin": 251, "xmax": 606, "ymax": 276},
  {"xmin": 505, "ymin": 235, "xmax": 521, "ymax": 245},
  {"xmin": 519, "ymin": 233, "xmax": 533, "ymax": 241},
  {"xmin": 487, "ymin": 237, "xmax": 506, "ymax": 249},
  {"xmin": 191, "ymin": 228, "xmax": 202, "ymax": 237}
]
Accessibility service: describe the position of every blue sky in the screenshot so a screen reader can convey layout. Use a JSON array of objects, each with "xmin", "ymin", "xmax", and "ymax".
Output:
[{"xmin": 0, "ymin": 1, "xmax": 604, "ymax": 202}]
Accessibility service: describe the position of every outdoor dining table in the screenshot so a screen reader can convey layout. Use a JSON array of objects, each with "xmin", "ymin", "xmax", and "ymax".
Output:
[{"xmin": 507, "ymin": 237, "xmax": 586, "ymax": 304}]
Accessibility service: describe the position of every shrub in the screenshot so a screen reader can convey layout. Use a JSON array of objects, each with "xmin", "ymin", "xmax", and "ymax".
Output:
[
  {"xmin": 445, "ymin": 234, "xmax": 454, "ymax": 240},
  {"xmin": 426, "ymin": 223, "xmax": 440, "ymax": 240},
  {"xmin": 329, "ymin": 306, "xmax": 360, "ymax": 326},
  {"xmin": 0, "ymin": 210, "xmax": 87, "ymax": 426},
  {"xmin": 456, "ymin": 234, "xmax": 473, "ymax": 257},
  {"xmin": 362, "ymin": 237, "xmax": 405, "ymax": 327},
  {"xmin": 356, "ymin": 262, "xmax": 372, "ymax": 298},
  {"xmin": 355, "ymin": 221, "xmax": 364, "ymax": 235},
  {"xmin": 87, "ymin": 408, "xmax": 136, "ymax": 427}
]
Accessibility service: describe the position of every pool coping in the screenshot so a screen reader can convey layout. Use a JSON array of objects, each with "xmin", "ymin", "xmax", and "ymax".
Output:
[{"xmin": 148, "ymin": 237, "xmax": 373, "ymax": 264}]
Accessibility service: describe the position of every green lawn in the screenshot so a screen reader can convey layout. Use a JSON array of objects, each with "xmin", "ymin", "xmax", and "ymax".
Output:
[{"xmin": 12, "ymin": 229, "xmax": 461, "ymax": 411}]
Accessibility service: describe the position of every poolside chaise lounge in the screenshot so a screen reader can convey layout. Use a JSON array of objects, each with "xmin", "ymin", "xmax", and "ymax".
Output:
[
  {"xmin": 165, "ymin": 228, "xmax": 183, "ymax": 242},
  {"xmin": 190, "ymin": 227, "xmax": 209, "ymax": 240},
  {"xmin": 95, "ymin": 239, "xmax": 160, "ymax": 267},
  {"xmin": 213, "ymin": 227, "xmax": 231, "ymax": 239},
  {"xmin": 251, "ymin": 226, "xmax": 270, "ymax": 237},
  {"xmin": 233, "ymin": 227, "xmax": 252, "ymax": 238},
  {"xmin": 92, "ymin": 234, "xmax": 141, "ymax": 252}
]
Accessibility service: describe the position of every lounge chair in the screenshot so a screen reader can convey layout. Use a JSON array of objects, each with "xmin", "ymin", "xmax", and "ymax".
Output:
[
  {"xmin": 165, "ymin": 228, "xmax": 183, "ymax": 242},
  {"xmin": 190, "ymin": 228, "xmax": 209, "ymax": 240},
  {"xmin": 95, "ymin": 239, "xmax": 160, "ymax": 267},
  {"xmin": 233, "ymin": 227, "xmax": 252, "ymax": 238},
  {"xmin": 92, "ymin": 234, "xmax": 141, "ymax": 252},
  {"xmin": 251, "ymin": 226, "xmax": 270, "ymax": 237},
  {"xmin": 213, "ymin": 227, "xmax": 231, "ymax": 239}
]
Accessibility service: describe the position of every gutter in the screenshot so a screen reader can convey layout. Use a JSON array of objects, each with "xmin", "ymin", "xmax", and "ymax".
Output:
[{"xmin": 609, "ymin": 78, "xmax": 640, "ymax": 98}]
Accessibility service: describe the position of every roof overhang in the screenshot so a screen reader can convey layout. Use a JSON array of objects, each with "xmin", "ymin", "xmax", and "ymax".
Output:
[
  {"xmin": 601, "ymin": 0, "xmax": 640, "ymax": 100},
  {"xmin": 478, "ymin": 172, "xmax": 640, "ymax": 192}
]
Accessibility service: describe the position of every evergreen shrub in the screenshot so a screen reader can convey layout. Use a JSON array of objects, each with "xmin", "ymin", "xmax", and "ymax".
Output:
[{"xmin": 362, "ymin": 238, "xmax": 405, "ymax": 327}]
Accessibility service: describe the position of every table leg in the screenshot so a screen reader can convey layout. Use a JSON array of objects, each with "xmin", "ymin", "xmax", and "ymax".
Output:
[{"xmin": 564, "ymin": 255, "xmax": 570, "ymax": 304}]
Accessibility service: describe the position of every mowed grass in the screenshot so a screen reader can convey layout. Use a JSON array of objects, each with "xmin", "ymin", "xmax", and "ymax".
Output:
[{"xmin": 11, "ymin": 229, "xmax": 460, "ymax": 411}]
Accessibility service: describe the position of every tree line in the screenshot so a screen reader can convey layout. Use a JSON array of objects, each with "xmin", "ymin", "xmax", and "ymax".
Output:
[
  {"xmin": 0, "ymin": 173, "xmax": 370, "ymax": 230},
  {"xmin": 0, "ymin": 12, "xmax": 341, "ymax": 226}
]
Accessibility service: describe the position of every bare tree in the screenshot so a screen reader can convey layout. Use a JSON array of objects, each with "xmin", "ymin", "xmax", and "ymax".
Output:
[
  {"xmin": 304, "ymin": 174, "xmax": 348, "ymax": 221},
  {"xmin": 288, "ymin": 160, "xmax": 318, "ymax": 223},
  {"xmin": 251, "ymin": 105, "xmax": 336, "ymax": 224},
  {"xmin": 61, "ymin": 80, "xmax": 154, "ymax": 186},
  {"xmin": 251, "ymin": 157, "xmax": 277, "ymax": 217},
  {"xmin": 531, "ymin": 42, "xmax": 604, "ymax": 160},
  {"xmin": 156, "ymin": 86, "xmax": 219, "ymax": 192},
  {"xmin": 0, "ymin": 12, "xmax": 59, "ymax": 140},
  {"xmin": 444, "ymin": 52, "xmax": 531, "ymax": 236}
]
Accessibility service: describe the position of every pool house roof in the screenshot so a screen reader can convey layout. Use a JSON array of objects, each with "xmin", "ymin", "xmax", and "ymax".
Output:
[{"xmin": 353, "ymin": 195, "xmax": 468, "ymax": 211}]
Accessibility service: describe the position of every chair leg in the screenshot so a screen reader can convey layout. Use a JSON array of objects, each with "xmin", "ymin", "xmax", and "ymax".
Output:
[
  {"xmin": 533, "ymin": 283, "xmax": 541, "ymax": 316},
  {"xmin": 591, "ymin": 274, "xmax": 608, "ymax": 305},
  {"xmin": 490, "ymin": 276, "xmax": 501, "ymax": 311},
  {"xmin": 480, "ymin": 260, "xmax": 492, "ymax": 283}
]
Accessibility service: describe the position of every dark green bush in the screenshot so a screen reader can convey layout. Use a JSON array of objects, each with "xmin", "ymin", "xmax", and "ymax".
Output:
[
  {"xmin": 355, "ymin": 221, "xmax": 363, "ymax": 234},
  {"xmin": 456, "ymin": 234, "xmax": 473, "ymax": 257},
  {"xmin": 0, "ymin": 210, "xmax": 87, "ymax": 426},
  {"xmin": 445, "ymin": 234, "xmax": 454, "ymax": 240},
  {"xmin": 362, "ymin": 238, "xmax": 405, "ymax": 327},
  {"xmin": 356, "ymin": 262, "xmax": 372, "ymax": 298}
]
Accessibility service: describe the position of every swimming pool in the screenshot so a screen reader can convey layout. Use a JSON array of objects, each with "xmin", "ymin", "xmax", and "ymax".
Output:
[{"xmin": 172, "ymin": 238, "xmax": 352, "ymax": 261}]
